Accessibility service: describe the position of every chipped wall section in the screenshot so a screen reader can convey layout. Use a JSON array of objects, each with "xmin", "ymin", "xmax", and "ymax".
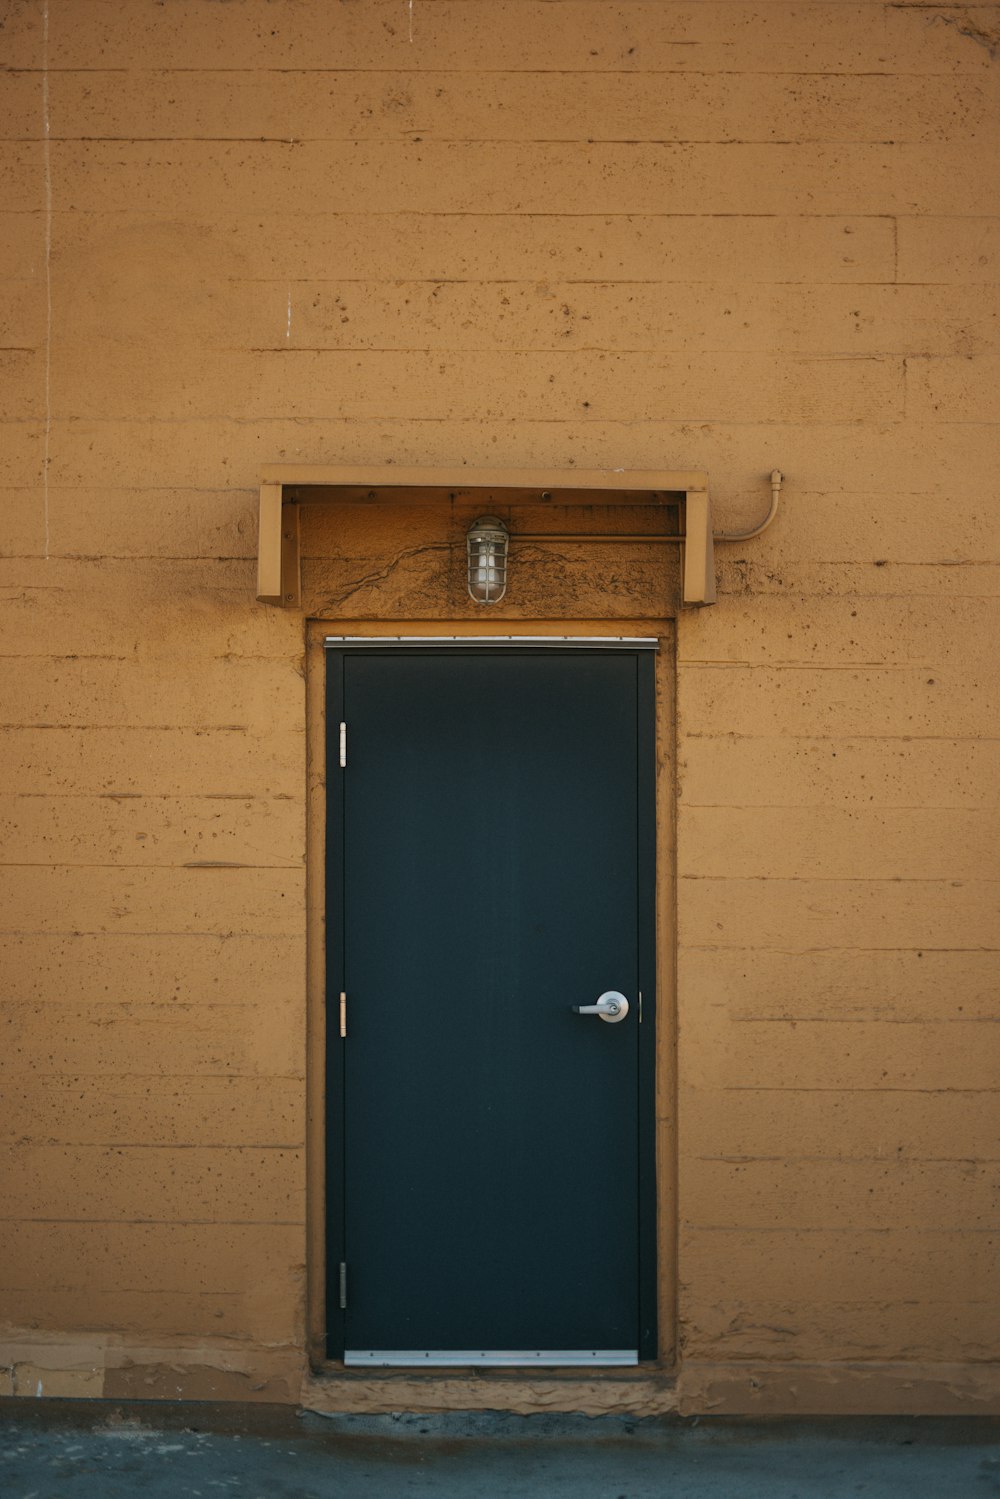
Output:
[{"xmin": 0, "ymin": 0, "xmax": 998, "ymax": 1412}]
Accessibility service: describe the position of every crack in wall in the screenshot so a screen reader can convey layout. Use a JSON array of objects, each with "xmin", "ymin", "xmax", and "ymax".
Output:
[
  {"xmin": 900, "ymin": 7, "xmax": 1000, "ymax": 57},
  {"xmin": 317, "ymin": 541, "xmax": 451, "ymax": 607}
]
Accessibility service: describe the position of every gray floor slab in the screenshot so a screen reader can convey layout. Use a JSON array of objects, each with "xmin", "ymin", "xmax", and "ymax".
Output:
[{"xmin": 2, "ymin": 1407, "xmax": 999, "ymax": 1498}]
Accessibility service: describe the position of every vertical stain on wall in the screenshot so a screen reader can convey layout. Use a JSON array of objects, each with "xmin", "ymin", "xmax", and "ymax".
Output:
[{"xmin": 41, "ymin": 0, "xmax": 52, "ymax": 558}]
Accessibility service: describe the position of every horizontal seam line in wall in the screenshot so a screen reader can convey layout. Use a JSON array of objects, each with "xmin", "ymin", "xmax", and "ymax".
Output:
[
  {"xmin": 224, "ymin": 278, "xmax": 951, "ymax": 287},
  {"xmin": 0, "ymin": 283, "xmax": 931, "ymax": 293},
  {"xmin": 8, "ymin": 67, "xmax": 981, "ymax": 77},
  {"xmin": 9, "ymin": 210, "xmax": 985, "ymax": 221},
  {"xmin": 5, "ymin": 795, "xmax": 299, "ymax": 803},
  {"xmin": 0, "ymin": 1290, "xmax": 251, "ymax": 1297},
  {"xmin": 0, "ymin": 864, "xmax": 300, "ymax": 870},
  {"xmin": 0, "ymin": 488, "xmax": 254, "ymax": 496},
  {"xmin": 14, "ymin": 136, "xmax": 949, "ymax": 145},
  {"xmin": 678, "ymin": 735, "xmax": 1000, "ymax": 742},
  {"xmin": 0, "ymin": 724, "xmax": 254, "ymax": 732},
  {"xmin": 0, "ymin": 278, "xmax": 980, "ymax": 293},
  {"xmin": 1, "ymin": 726, "xmax": 299, "ymax": 735},
  {"xmin": 694, "ymin": 1155, "xmax": 1000, "ymax": 1162},
  {"xmin": 724, "ymin": 1016, "xmax": 1000, "ymax": 1024},
  {"xmin": 680, "ymin": 807, "xmax": 998, "ymax": 814},
  {"xmin": 6, "ymin": 342, "xmax": 912, "ymax": 354},
  {"xmin": 4, "ymin": 998, "xmax": 282, "ymax": 1006},
  {"xmin": 0, "ymin": 932, "xmax": 302, "ymax": 943},
  {"xmin": 683, "ymin": 1226, "xmax": 1000, "ymax": 1234},
  {"xmin": 0, "ymin": 352, "xmax": 936, "ymax": 365},
  {"xmin": 734, "ymin": 561, "xmax": 1000, "ymax": 569},
  {"xmin": 231, "ymin": 345, "xmax": 917, "ymax": 354},
  {"xmin": 677, "ymin": 1300, "xmax": 998, "ymax": 1308},
  {"xmin": 0, "ymin": 417, "xmax": 966, "ymax": 428},
  {"xmin": 4, "ymin": 1143, "xmax": 305, "ymax": 1150},
  {"xmin": 681, "ymin": 944, "xmax": 1000, "ymax": 952},
  {"xmin": 12, "ymin": 67, "xmax": 991, "ymax": 78},
  {"xmin": 716, "ymin": 1087, "xmax": 1000, "ymax": 1094},
  {"xmin": 0, "ymin": 665, "xmax": 295, "ymax": 673},
  {"xmin": 677, "ymin": 874, "xmax": 1000, "ymax": 882},
  {"xmin": 0, "ymin": 1218, "xmax": 304, "ymax": 1225},
  {"xmin": 0, "ymin": 803, "xmax": 300, "ymax": 813},
  {"xmin": 0, "ymin": 552, "xmax": 263, "ymax": 562},
  {"xmin": 678, "ymin": 662, "xmax": 971, "ymax": 670},
  {"xmin": 679, "ymin": 944, "xmax": 1000, "ymax": 953},
  {"xmin": 0, "ymin": 208, "xmax": 905, "ymax": 219}
]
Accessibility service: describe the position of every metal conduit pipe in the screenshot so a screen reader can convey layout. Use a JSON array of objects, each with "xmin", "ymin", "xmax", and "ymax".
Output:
[{"xmin": 713, "ymin": 469, "xmax": 783, "ymax": 543}]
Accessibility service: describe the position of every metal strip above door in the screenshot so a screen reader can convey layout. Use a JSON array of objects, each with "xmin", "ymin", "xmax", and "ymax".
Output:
[{"xmin": 324, "ymin": 636, "xmax": 660, "ymax": 650}]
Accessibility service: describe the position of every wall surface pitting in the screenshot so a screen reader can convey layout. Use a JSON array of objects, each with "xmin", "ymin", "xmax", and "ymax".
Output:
[{"xmin": 0, "ymin": 0, "xmax": 997, "ymax": 1412}]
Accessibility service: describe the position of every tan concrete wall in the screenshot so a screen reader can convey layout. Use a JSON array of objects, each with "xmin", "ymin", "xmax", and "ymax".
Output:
[{"xmin": 1, "ymin": 0, "xmax": 998, "ymax": 1411}]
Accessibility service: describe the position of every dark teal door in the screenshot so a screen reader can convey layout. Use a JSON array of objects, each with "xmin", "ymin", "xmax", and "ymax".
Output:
[{"xmin": 326, "ymin": 644, "xmax": 656, "ymax": 1365}]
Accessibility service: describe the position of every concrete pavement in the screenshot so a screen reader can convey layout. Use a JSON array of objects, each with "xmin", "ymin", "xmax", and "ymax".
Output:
[{"xmin": 2, "ymin": 1404, "xmax": 999, "ymax": 1497}]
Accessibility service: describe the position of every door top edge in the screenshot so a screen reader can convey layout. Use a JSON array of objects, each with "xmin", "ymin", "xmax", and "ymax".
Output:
[{"xmin": 323, "ymin": 636, "xmax": 660, "ymax": 650}]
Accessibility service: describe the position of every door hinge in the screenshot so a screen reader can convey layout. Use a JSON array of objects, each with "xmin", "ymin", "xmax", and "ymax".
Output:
[
  {"xmin": 339, "ymin": 1262, "xmax": 348, "ymax": 1309},
  {"xmin": 339, "ymin": 721, "xmax": 347, "ymax": 768},
  {"xmin": 339, "ymin": 990, "xmax": 347, "ymax": 1039}
]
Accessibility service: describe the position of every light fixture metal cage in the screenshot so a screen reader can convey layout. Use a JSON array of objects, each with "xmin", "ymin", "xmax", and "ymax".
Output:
[{"xmin": 466, "ymin": 515, "xmax": 509, "ymax": 604}]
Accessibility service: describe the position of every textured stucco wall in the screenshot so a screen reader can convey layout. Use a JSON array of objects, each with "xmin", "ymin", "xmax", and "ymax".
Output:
[{"xmin": 0, "ymin": 0, "xmax": 998, "ymax": 1412}]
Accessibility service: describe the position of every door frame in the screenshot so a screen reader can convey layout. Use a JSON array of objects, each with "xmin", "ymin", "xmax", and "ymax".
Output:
[
  {"xmin": 323, "ymin": 637, "xmax": 659, "ymax": 1365},
  {"xmin": 303, "ymin": 619, "xmax": 678, "ymax": 1399}
]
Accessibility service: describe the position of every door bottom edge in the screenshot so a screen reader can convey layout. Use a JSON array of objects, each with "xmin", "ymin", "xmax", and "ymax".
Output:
[{"xmin": 344, "ymin": 1350, "xmax": 639, "ymax": 1368}]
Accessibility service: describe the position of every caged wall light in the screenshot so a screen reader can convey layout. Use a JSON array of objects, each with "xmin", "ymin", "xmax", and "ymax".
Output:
[{"xmin": 466, "ymin": 516, "xmax": 510, "ymax": 604}]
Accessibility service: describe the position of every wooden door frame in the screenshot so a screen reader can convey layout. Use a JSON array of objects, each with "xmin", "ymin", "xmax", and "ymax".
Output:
[
  {"xmin": 303, "ymin": 618, "xmax": 678, "ymax": 1409},
  {"xmin": 322, "ymin": 639, "xmax": 659, "ymax": 1365}
]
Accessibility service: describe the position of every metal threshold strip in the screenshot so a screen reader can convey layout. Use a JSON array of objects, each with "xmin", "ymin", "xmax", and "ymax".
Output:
[
  {"xmin": 324, "ymin": 636, "xmax": 659, "ymax": 650},
  {"xmin": 344, "ymin": 1350, "xmax": 639, "ymax": 1367}
]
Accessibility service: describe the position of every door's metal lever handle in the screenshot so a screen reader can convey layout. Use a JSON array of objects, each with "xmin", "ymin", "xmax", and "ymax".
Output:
[{"xmin": 571, "ymin": 990, "xmax": 630, "ymax": 1024}]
